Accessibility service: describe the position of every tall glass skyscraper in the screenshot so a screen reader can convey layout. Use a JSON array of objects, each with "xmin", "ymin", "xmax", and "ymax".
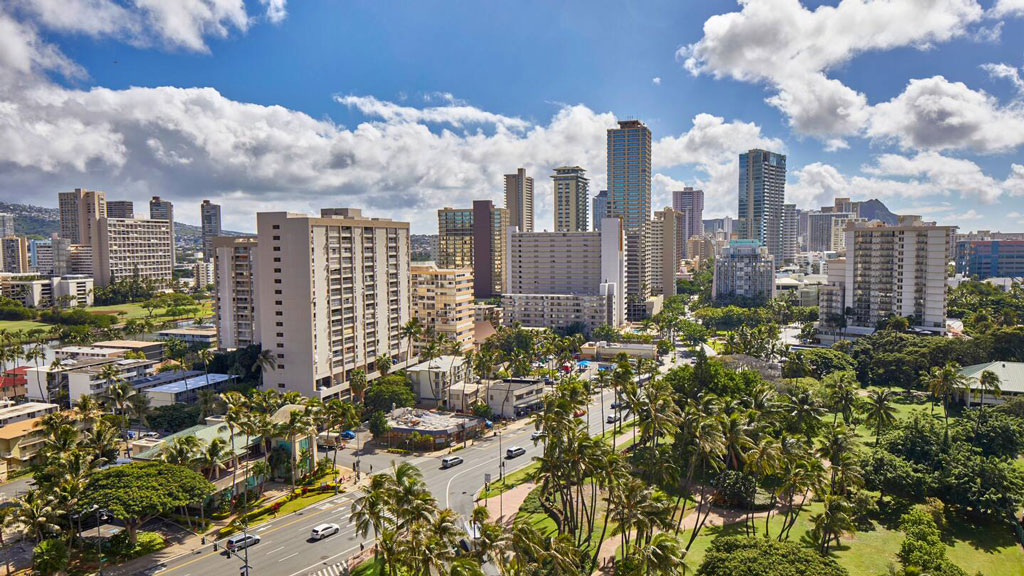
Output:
[
  {"xmin": 738, "ymin": 149, "xmax": 787, "ymax": 265},
  {"xmin": 606, "ymin": 120, "xmax": 652, "ymax": 232}
]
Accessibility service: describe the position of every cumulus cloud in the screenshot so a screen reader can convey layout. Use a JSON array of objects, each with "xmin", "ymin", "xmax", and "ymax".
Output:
[
  {"xmin": 981, "ymin": 62, "xmax": 1024, "ymax": 93},
  {"xmin": 679, "ymin": 0, "xmax": 1024, "ymax": 154},
  {"xmin": 12, "ymin": 0, "xmax": 272, "ymax": 53},
  {"xmin": 335, "ymin": 94, "xmax": 530, "ymax": 130},
  {"xmin": 867, "ymin": 76, "xmax": 1024, "ymax": 152},
  {"xmin": 652, "ymin": 77, "xmax": 661, "ymax": 85}
]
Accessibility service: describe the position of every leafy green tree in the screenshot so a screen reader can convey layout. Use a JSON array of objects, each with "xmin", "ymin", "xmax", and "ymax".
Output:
[
  {"xmin": 783, "ymin": 348, "xmax": 855, "ymax": 379},
  {"xmin": 81, "ymin": 462, "xmax": 213, "ymax": 546},
  {"xmin": 940, "ymin": 443, "xmax": 1024, "ymax": 524},
  {"xmin": 368, "ymin": 410, "xmax": 390, "ymax": 439},
  {"xmin": 896, "ymin": 508, "xmax": 968, "ymax": 576},
  {"xmin": 860, "ymin": 449, "xmax": 928, "ymax": 501},
  {"xmin": 696, "ymin": 536, "xmax": 848, "ymax": 576},
  {"xmin": 31, "ymin": 539, "xmax": 68, "ymax": 576},
  {"xmin": 364, "ymin": 375, "xmax": 415, "ymax": 414}
]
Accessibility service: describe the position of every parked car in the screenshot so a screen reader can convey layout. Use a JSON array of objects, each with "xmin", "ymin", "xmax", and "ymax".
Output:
[
  {"xmin": 573, "ymin": 409, "xmax": 586, "ymax": 418},
  {"xmin": 226, "ymin": 534, "xmax": 261, "ymax": 551},
  {"xmin": 340, "ymin": 430, "xmax": 356, "ymax": 440},
  {"xmin": 506, "ymin": 446, "xmax": 526, "ymax": 459},
  {"xmin": 310, "ymin": 523, "xmax": 340, "ymax": 540},
  {"xmin": 441, "ymin": 456, "xmax": 464, "ymax": 469}
]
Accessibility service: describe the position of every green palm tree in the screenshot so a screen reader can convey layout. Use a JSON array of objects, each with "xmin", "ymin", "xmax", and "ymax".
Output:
[
  {"xmin": 99, "ymin": 375, "xmax": 138, "ymax": 457},
  {"xmin": 974, "ymin": 369, "xmax": 1001, "ymax": 414},
  {"xmin": 11, "ymin": 490, "xmax": 60, "ymax": 542},
  {"xmin": 743, "ymin": 436, "xmax": 781, "ymax": 535},
  {"xmin": 861, "ymin": 388, "xmax": 897, "ymax": 446},
  {"xmin": 400, "ymin": 318, "xmax": 423, "ymax": 363},
  {"xmin": 348, "ymin": 368, "xmax": 368, "ymax": 405},
  {"xmin": 376, "ymin": 354, "xmax": 392, "ymax": 376},
  {"xmin": 924, "ymin": 362, "xmax": 969, "ymax": 438},
  {"xmin": 251, "ymin": 348, "xmax": 277, "ymax": 381},
  {"xmin": 197, "ymin": 437, "xmax": 230, "ymax": 480},
  {"xmin": 160, "ymin": 435, "xmax": 203, "ymax": 468},
  {"xmin": 323, "ymin": 399, "xmax": 358, "ymax": 474}
]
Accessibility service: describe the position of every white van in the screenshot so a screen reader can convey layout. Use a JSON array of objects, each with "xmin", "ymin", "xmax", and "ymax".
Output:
[
  {"xmin": 441, "ymin": 456, "xmax": 464, "ymax": 469},
  {"xmin": 225, "ymin": 533, "xmax": 261, "ymax": 551},
  {"xmin": 506, "ymin": 446, "xmax": 526, "ymax": 459}
]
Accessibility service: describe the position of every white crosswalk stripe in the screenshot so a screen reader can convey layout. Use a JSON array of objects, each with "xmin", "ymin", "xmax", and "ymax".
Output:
[{"xmin": 309, "ymin": 562, "xmax": 348, "ymax": 576}]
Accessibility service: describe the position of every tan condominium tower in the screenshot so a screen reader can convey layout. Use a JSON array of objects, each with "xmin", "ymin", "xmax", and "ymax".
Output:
[
  {"xmin": 213, "ymin": 236, "xmax": 260, "ymax": 350},
  {"xmin": 411, "ymin": 264, "xmax": 475, "ymax": 353},
  {"xmin": 149, "ymin": 196, "xmax": 175, "ymax": 266},
  {"xmin": 58, "ymin": 188, "xmax": 106, "ymax": 245},
  {"xmin": 437, "ymin": 200, "xmax": 509, "ymax": 299},
  {"xmin": 552, "ymin": 166, "xmax": 589, "ymax": 232},
  {"xmin": 93, "ymin": 217, "xmax": 174, "ymax": 287},
  {"xmin": 256, "ymin": 209, "xmax": 413, "ymax": 400},
  {"xmin": 201, "ymin": 200, "xmax": 222, "ymax": 261},
  {"xmin": 504, "ymin": 167, "xmax": 534, "ymax": 233}
]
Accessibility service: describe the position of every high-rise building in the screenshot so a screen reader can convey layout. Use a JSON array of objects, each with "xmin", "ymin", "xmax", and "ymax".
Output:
[
  {"xmin": 552, "ymin": 166, "xmax": 589, "ymax": 232},
  {"xmin": 648, "ymin": 208, "xmax": 684, "ymax": 298},
  {"xmin": 93, "ymin": 218, "xmax": 174, "ymax": 287},
  {"xmin": 704, "ymin": 217, "xmax": 734, "ymax": 237},
  {"xmin": 504, "ymin": 168, "xmax": 534, "ymax": 233},
  {"xmin": 737, "ymin": 149, "xmax": 786, "ymax": 264},
  {"xmin": 255, "ymin": 209, "xmax": 413, "ymax": 400},
  {"xmin": 607, "ymin": 120, "xmax": 652, "ymax": 232},
  {"xmin": 29, "ymin": 238, "xmax": 54, "ymax": 275},
  {"xmin": 53, "ymin": 239, "xmax": 92, "ymax": 277},
  {"xmin": 149, "ymin": 196, "xmax": 175, "ymax": 267},
  {"xmin": 411, "ymin": 264, "xmax": 474, "ymax": 353},
  {"xmin": 200, "ymin": 200, "xmax": 222, "ymax": 260},
  {"xmin": 436, "ymin": 201, "xmax": 508, "ymax": 299},
  {"xmin": 0, "ymin": 214, "xmax": 15, "ymax": 238},
  {"xmin": 624, "ymin": 228, "xmax": 650, "ymax": 321},
  {"xmin": 106, "ymin": 201, "xmax": 134, "ymax": 219},
  {"xmin": 955, "ymin": 239, "xmax": 1024, "ymax": 279},
  {"xmin": 713, "ymin": 240, "xmax": 776, "ymax": 304},
  {"xmin": 672, "ymin": 187, "xmax": 704, "ymax": 240},
  {"xmin": 213, "ymin": 237, "xmax": 260, "ymax": 350},
  {"xmin": 592, "ymin": 190, "xmax": 608, "ymax": 231},
  {"xmin": 1, "ymin": 237, "xmax": 28, "ymax": 274},
  {"xmin": 819, "ymin": 216, "xmax": 955, "ymax": 339},
  {"xmin": 503, "ymin": 218, "xmax": 625, "ymax": 333},
  {"xmin": 782, "ymin": 203, "xmax": 798, "ymax": 265},
  {"xmin": 58, "ymin": 188, "xmax": 106, "ymax": 245}
]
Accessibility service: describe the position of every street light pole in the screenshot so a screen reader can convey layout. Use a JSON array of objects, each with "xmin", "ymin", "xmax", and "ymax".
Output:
[{"xmin": 95, "ymin": 508, "xmax": 106, "ymax": 576}]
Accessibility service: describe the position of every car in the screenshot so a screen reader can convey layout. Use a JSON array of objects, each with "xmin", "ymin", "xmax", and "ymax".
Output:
[
  {"xmin": 573, "ymin": 409, "xmax": 586, "ymax": 418},
  {"xmin": 606, "ymin": 414, "xmax": 620, "ymax": 424},
  {"xmin": 610, "ymin": 401, "xmax": 622, "ymax": 410},
  {"xmin": 506, "ymin": 446, "xmax": 526, "ymax": 459},
  {"xmin": 530, "ymin": 431, "xmax": 546, "ymax": 441},
  {"xmin": 441, "ymin": 456, "xmax": 464, "ymax": 469},
  {"xmin": 225, "ymin": 534, "xmax": 261, "ymax": 551},
  {"xmin": 484, "ymin": 420, "xmax": 494, "ymax": 429},
  {"xmin": 310, "ymin": 523, "xmax": 340, "ymax": 540},
  {"xmin": 340, "ymin": 430, "xmax": 356, "ymax": 440}
]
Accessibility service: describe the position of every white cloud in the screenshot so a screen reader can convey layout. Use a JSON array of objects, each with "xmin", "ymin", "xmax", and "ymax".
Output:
[
  {"xmin": 867, "ymin": 76, "xmax": 1024, "ymax": 153},
  {"xmin": 336, "ymin": 94, "xmax": 530, "ymax": 130},
  {"xmin": 950, "ymin": 208, "xmax": 984, "ymax": 220},
  {"xmin": 0, "ymin": 11, "xmax": 83, "ymax": 80},
  {"xmin": 981, "ymin": 62, "xmax": 1024, "ymax": 93},
  {"xmin": 13, "ymin": 0, "xmax": 268, "ymax": 53},
  {"xmin": 989, "ymin": 0, "xmax": 1024, "ymax": 17},
  {"xmin": 652, "ymin": 77, "xmax": 661, "ymax": 85},
  {"xmin": 653, "ymin": 113, "xmax": 784, "ymax": 169},
  {"xmin": 679, "ymin": 0, "xmax": 1024, "ymax": 153}
]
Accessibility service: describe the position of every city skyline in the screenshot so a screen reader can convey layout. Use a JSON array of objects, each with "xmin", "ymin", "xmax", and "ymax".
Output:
[{"xmin": 0, "ymin": 2, "xmax": 1021, "ymax": 235}]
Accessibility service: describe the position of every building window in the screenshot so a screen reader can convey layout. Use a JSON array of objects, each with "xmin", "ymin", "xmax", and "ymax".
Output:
[{"xmin": 278, "ymin": 383, "xmax": 285, "ymax": 388}]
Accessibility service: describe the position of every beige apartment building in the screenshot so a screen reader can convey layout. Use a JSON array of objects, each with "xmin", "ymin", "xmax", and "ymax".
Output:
[
  {"xmin": 93, "ymin": 217, "xmax": 174, "ymax": 287},
  {"xmin": 819, "ymin": 216, "xmax": 954, "ymax": 339},
  {"xmin": 552, "ymin": 166, "xmax": 589, "ymax": 232},
  {"xmin": 411, "ymin": 264, "xmax": 474, "ymax": 352},
  {"xmin": 504, "ymin": 168, "xmax": 534, "ymax": 233},
  {"xmin": 437, "ymin": 200, "xmax": 508, "ymax": 299},
  {"xmin": 213, "ymin": 237, "xmax": 260, "ymax": 350},
  {"xmin": 503, "ymin": 218, "xmax": 625, "ymax": 333},
  {"xmin": 58, "ymin": 188, "xmax": 106, "ymax": 245},
  {"xmin": 647, "ymin": 208, "xmax": 684, "ymax": 299},
  {"xmin": 256, "ymin": 209, "xmax": 413, "ymax": 400},
  {"xmin": 1, "ymin": 237, "xmax": 28, "ymax": 274}
]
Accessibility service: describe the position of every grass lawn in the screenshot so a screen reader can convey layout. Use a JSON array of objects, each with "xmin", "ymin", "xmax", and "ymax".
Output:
[
  {"xmin": 516, "ymin": 500, "xmax": 611, "ymax": 561},
  {"xmin": 478, "ymin": 461, "xmax": 538, "ymax": 499},
  {"xmin": 214, "ymin": 490, "xmax": 338, "ymax": 538},
  {"xmin": 0, "ymin": 319, "xmax": 50, "ymax": 333},
  {"xmin": 351, "ymin": 559, "xmax": 382, "ymax": 576},
  {"xmin": 679, "ymin": 501, "xmax": 1023, "ymax": 576},
  {"xmin": 0, "ymin": 300, "xmax": 215, "ymax": 338}
]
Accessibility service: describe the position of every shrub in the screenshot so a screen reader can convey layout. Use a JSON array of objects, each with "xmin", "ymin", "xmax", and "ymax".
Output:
[
  {"xmin": 712, "ymin": 470, "xmax": 755, "ymax": 508},
  {"xmin": 696, "ymin": 536, "xmax": 848, "ymax": 576}
]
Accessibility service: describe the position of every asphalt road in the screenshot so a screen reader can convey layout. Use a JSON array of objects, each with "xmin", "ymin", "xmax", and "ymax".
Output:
[{"xmin": 150, "ymin": 384, "xmax": 627, "ymax": 576}]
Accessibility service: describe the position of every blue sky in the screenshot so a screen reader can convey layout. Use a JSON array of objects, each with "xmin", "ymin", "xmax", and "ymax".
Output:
[{"xmin": 1, "ymin": 0, "xmax": 1023, "ymax": 233}]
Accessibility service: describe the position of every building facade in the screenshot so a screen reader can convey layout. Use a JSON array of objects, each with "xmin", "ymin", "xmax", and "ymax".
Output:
[
  {"xmin": 106, "ymin": 200, "xmax": 134, "ymax": 219},
  {"xmin": 592, "ymin": 190, "xmax": 608, "ymax": 232},
  {"xmin": 411, "ymin": 264, "xmax": 475, "ymax": 352},
  {"xmin": 0, "ymin": 214, "xmax": 15, "ymax": 238},
  {"xmin": 647, "ymin": 208, "xmax": 683, "ymax": 299},
  {"xmin": 712, "ymin": 240, "xmax": 776, "ymax": 304},
  {"xmin": 1, "ymin": 237, "xmax": 28, "ymax": 274},
  {"xmin": 256, "ymin": 209, "xmax": 413, "ymax": 400},
  {"xmin": 607, "ymin": 120, "xmax": 652, "ymax": 232},
  {"xmin": 737, "ymin": 149, "xmax": 786, "ymax": 265},
  {"xmin": 503, "ymin": 218, "xmax": 624, "ymax": 333},
  {"xmin": 504, "ymin": 167, "xmax": 534, "ymax": 233},
  {"xmin": 58, "ymin": 188, "xmax": 106, "ymax": 245},
  {"xmin": 552, "ymin": 166, "xmax": 589, "ymax": 232},
  {"xmin": 200, "ymin": 200, "xmax": 222, "ymax": 260},
  {"xmin": 782, "ymin": 203, "xmax": 798, "ymax": 265},
  {"xmin": 672, "ymin": 187, "xmax": 704, "ymax": 245},
  {"xmin": 955, "ymin": 239, "xmax": 1024, "ymax": 280},
  {"xmin": 213, "ymin": 237, "xmax": 260, "ymax": 350},
  {"xmin": 437, "ymin": 201, "xmax": 509, "ymax": 299},
  {"xmin": 819, "ymin": 217, "xmax": 955, "ymax": 336},
  {"xmin": 149, "ymin": 196, "xmax": 175, "ymax": 266},
  {"xmin": 93, "ymin": 218, "xmax": 174, "ymax": 287}
]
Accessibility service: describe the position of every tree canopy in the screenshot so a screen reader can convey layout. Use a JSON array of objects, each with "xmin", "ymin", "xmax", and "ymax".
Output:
[{"xmin": 696, "ymin": 536, "xmax": 849, "ymax": 576}]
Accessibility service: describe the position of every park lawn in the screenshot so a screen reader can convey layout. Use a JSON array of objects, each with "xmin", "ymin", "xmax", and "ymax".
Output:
[
  {"xmin": 86, "ymin": 300, "xmax": 214, "ymax": 323},
  {"xmin": 478, "ymin": 461, "xmax": 538, "ymax": 499},
  {"xmin": 517, "ymin": 501, "xmax": 611, "ymax": 561},
  {"xmin": 0, "ymin": 319, "xmax": 50, "ymax": 333},
  {"xmin": 351, "ymin": 559, "xmax": 382, "ymax": 576},
  {"xmin": 679, "ymin": 501, "xmax": 1023, "ymax": 576}
]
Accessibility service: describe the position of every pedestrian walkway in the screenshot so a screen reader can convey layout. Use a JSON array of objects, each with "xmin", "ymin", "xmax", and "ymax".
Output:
[{"xmin": 309, "ymin": 561, "xmax": 349, "ymax": 576}]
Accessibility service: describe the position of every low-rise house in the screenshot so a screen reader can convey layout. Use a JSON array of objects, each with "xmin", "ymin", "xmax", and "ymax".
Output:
[
  {"xmin": 384, "ymin": 407, "xmax": 484, "ymax": 450},
  {"xmin": 580, "ymin": 341, "xmax": 658, "ymax": 362},
  {"xmin": 156, "ymin": 326, "xmax": 218, "ymax": 347},
  {"xmin": 143, "ymin": 373, "xmax": 237, "ymax": 407},
  {"xmin": 485, "ymin": 378, "xmax": 545, "ymax": 419},
  {"xmin": 92, "ymin": 340, "xmax": 165, "ymax": 361},
  {"xmin": 27, "ymin": 357, "xmax": 157, "ymax": 403},
  {"xmin": 0, "ymin": 401, "xmax": 58, "ymax": 427},
  {"xmin": 0, "ymin": 367, "xmax": 30, "ymax": 399},
  {"xmin": 406, "ymin": 356, "xmax": 472, "ymax": 409},
  {"xmin": 959, "ymin": 361, "xmax": 1024, "ymax": 406}
]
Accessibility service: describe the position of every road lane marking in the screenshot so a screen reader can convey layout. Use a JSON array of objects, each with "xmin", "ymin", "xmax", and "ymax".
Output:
[
  {"xmin": 278, "ymin": 552, "xmax": 299, "ymax": 562},
  {"xmin": 267, "ymin": 546, "xmax": 285, "ymax": 554},
  {"xmin": 286, "ymin": 543, "xmax": 362, "ymax": 576}
]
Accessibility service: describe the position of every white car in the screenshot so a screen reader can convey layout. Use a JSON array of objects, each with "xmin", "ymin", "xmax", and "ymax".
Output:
[
  {"xmin": 311, "ymin": 523, "xmax": 340, "ymax": 540},
  {"xmin": 530, "ymin": 431, "xmax": 546, "ymax": 441}
]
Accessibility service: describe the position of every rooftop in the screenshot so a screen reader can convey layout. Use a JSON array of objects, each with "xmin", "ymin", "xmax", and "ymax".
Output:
[
  {"xmin": 157, "ymin": 326, "xmax": 218, "ymax": 337},
  {"xmin": 132, "ymin": 370, "xmax": 204, "ymax": 390},
  {"xmin": 407, "ymin": 355, "xmax": 467, "ymax": 373},
  {"xmin": 145, "ymin": 373, "xmax": 235, "ymax": 395},
  {"xmin": 75, "ymin": 358, "xmax": 155, "ymax": 375},
  {"xmin": 960, "ymin": 361, "xmax": 1024, "ymax": 395},
  {"xmin": 0, "ymin": 402, "xmax": 57, "ymax": 419},
  {"xmin": 93, "ymin": 340, "xmax": 161, "ymax": 349},
  {"xmin": 57, "ymin": 346, "xmax": 127, "ymax": 356},
  {"xmin": 134, "ymin": 420, "xmax": 256, "ymax": 461},
  {"xmin": 0, "ymin": 416, "xmax": 45, "ymax": 440},
  {"xmin": 386, "ymin": 407, "xmax": 482, "ymax": 434}
]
